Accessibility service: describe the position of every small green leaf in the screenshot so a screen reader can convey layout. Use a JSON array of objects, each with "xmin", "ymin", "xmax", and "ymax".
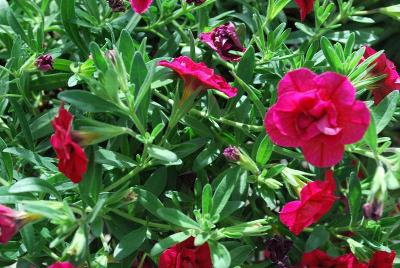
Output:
[
  {"xmin": 305, "ymin": 226, "xmax": 330, "ymax": 252},
  {"xmin": 363, "ymin": 113, "xmax": 377, "ymax": 152},
  {"xmin": 148, "ymin": 145, "xmax": 179, "ymax": 163},
  {"xmin": 373, "ymin": 91, "xmax": 399, "ymax": 133},
  {"xmin": 209, "ymin": 241, "xmax": 231, "ymax": 268},
  {"xmin": 113, "ymin": 227, "xmax": 147, "ymax": 260},
  {"xmin": 202, "ymin": 184, "xmax": 212, "ymax": 215},
  {"xmin": 256, "ymin": 135, "xmax": 273, "ymax": 166},
  {"xmin": 136, "ymin": 188, "xmax": 165, "ymax": 218},
  {"xmin": 156, "ymin": 208, "xmax": 200, "ymax": 229}
]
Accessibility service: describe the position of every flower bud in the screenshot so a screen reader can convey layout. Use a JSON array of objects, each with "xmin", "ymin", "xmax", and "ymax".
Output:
[
  {"xmin": 223, "ymin": 146, "xmax": 260, "ymax": 174},
  {"xmin": 223, "ymin": 146, "xmax": 240, "ymax": 161},
  {"xmin": 0, "ymin": 205, "xmax": 42, "ymax": 244},
  {"xmin": 36, "ymin": 54, "xmax": 53, "ymax": 72},
  {"xmin": 363, "ymin": 200, "xmax": 384, "ymax": 221},
  {"xmin": 107, "ymin": 0, "xmax": 126, "ymax": 12}
]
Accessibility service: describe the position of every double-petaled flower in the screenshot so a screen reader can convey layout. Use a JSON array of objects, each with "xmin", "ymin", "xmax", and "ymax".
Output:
[
  {"xmin": 51, "ymin": 104, "xmax": 88, "ymax": 183},
  {"xmin": 264, "ymin": 68, "xmax": 370, "ymax": 167},
  {"xmin": 200, "ymin": 22, "xmax": 246, "ymax": 62}
]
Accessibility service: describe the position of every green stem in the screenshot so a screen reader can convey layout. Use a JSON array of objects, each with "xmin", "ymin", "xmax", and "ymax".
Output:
[
  {"xmin": 104, "ymin": 164, "xmax": 147, "ymax": 192},
  {"xmin": 112, "ymin": 209, "xmax": 171, "ymax": 230},
  {"xmin": 273, "ymin": 146, "xmax": 304, "ymax": 160},
  {"xmin": 153, "ymin": 89, "xmax": 264, "ymax": 132}
]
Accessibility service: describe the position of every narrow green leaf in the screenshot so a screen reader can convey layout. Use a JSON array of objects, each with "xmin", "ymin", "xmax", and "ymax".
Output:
[
  {"xmin": 150, "ymin": 231, "xmax": 191, "ymax": 256},
  {"xmin": 113, "ymin": 227, "xmax": 147, "ymax": 260},
  {"xmin": 156, "ymin": 208, "xmax": 200, "ymax": 229},
  {"xmin": 9, "ymin": 177, "xmax": 61, "ymax": 200}
]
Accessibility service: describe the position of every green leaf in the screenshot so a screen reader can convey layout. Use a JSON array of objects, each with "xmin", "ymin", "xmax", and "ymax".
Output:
[
  {"xmin": 193, "ymin": 144, "xmax": 220, "ymax": 172},
  {"xmin": 150, "ymin": 231, "xmax": 191, "ymax": 256},
  {"xmin": 363, "ymin": 113, "xmax": 377, "ymax": 152},
  {"xmin": 256, "ymin": 135, "xmax": 273, "ymax": 166},
  {"xmin": 156, "ymin": 208, "xmax": 200, "ymax": 229},
  {"xmin": 210, "ymin": 167, "xmax": 240, "ymax": 219},
  {"xmin": 148, "ymin": 145, "xmax": 179, "ymax": 163},
  {"xmin": 230, "ymin": 245, "xmax": 253, "ymax": 266},
  {"xmin": 4, "ymin": 147, "xmax": 57, "ymax": 171},
  {"xmin": 58, "ymin": 90, "xmax": 122, "ymax": 113},
  {"xmin": 113, "ymin": 227, "xmax": 147, "ymax": 260},
  {"xmin": 10, "ymin": 99, "xmax": 34, "ymax": 150},
  {"xmin": 89, "ymin": 42, "xmax": 108, "ymax": 72},
  {"xmin": 136, "ymin": 188, "xmax": 165, "ymax": 217},
  {"xmin": 348, "ymin": 172, "xmax": 362, "ymax": 226},
  {"xmin": 209, "ymin": 241, "xmax": 231, "ymax": 268},
  {"xmin": 236, "ymin": 46, "xmax": 255, "ymax": 84},
  {"xmin": 373, "ymin": 91, "xmax": 399, "ymax": 133},
  {"xmin": 60, "ymin": 0, "xmax": 89, "ymax": 56},
  {"xmin": 305, "ymin": 226, "xmax": 330, "ymax": 252},
  {"xmin": 9, "ymin": 177, "xmax": 61, "ymax": 200},
  {"xmin": 202, "ymin": 184, "xmax": 212, "ymax": 215}
]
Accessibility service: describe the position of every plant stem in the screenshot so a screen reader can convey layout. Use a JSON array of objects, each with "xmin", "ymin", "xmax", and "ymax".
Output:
[
  {"xmin": 153, "ymin": 89, "xmax": 264, "ymax": 132},
  {"xmin": 104, "ymin": 164, "xmax": 147, "ymax": 192},
  {"xmin": 112, "ymin": 209, "xmax": 171, "ymax": 230}
]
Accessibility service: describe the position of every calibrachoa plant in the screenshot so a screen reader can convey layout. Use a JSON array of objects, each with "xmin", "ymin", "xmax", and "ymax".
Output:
[{"xmin": 0, "ymin": 0, "xmax": 399, "ymax": 267}]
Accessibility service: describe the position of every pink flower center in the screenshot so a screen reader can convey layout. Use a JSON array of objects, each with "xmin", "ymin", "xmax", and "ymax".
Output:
[{"xmin": 296, "ymin": 95, "xmax": 342, "ymax": 138}]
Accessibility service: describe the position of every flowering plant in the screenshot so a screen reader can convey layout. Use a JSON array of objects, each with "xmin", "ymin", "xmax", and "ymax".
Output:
[{"xmin": 0, "ymin": 0, "xmax": 399, "ymax": 267}]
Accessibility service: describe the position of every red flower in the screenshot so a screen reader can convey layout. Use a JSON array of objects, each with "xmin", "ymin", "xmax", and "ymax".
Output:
[
  {"xmin": 299, "ymin": 249, "xmax": 336, "ymax": 268},
  {"xmin": 294, "ymin": 0, "xmax": 315, "ymax": 21},
  {"xmin": 48, "ymin": 262, "xmax": 76, "ymax": 268},
  {"xmin": 335, "ymin": 253, "xmax": 367, "ymax": 268},
  {"xmin": 280, "ymin": 170, "xmax": 337, "ymax": 235},
  {"xmin": 0, "ymin": 205, "xmax": 20, "ymax": 244},
  {"xmin": 368, "ymin": 250, "xmax": 396, "ymax": 268},
  {"xmin": 264, "ymin": 68, "xmax": 370, "ymax": 167},
  {"xmin": 200, "ymin": 22, "xmax": 246, "ymax": 62},
  {"xmin": 130, "ymin": 0, "xmax": 153, "ymax": 14},
  {"xmin": 158, "ymin": 56, "xmax": 237, "ymax": 99},
  {"xmin": 158, "ymin": 237, "xmax": 212, "ymax": 268},
  {"xmin": 362, "ymin": 46, "xmax": 400, "ymax": 105},
  {"xmin": 51, "ymin": 104, "xmax": 88, "ymax": 183}
]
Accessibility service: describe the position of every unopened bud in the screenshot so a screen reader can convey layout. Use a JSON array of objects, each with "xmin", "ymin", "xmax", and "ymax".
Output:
[
  {"xmin": 223, "ymin": 146, "xmax": 240, "ymax": 161},
  {"xmin": 363, "ymin": 200, "xmax": 384, "ymax": 221},
  {"xmin": 36, "ymin": 54, "xmax": 53, "ymax": 72}
]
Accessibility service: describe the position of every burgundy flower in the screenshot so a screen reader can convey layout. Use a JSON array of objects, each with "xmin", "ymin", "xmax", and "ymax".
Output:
[
  {"xmin": 51, "ymin": 104, "xmax": 88, "ymax": 183},
  {"xmin": 158, "ymin": 56, "xmax": 237, "ymax": 100},
  {"xmin": 280, "ymin": 171, "xmax": 337, "ymax": 235},
  {"xmin": 158, "ymin": 237, "xmax": 212, "ymax": 268},
  {"xmin": 186, "ymin": 0, "xmax": 205, "ymax": 5},
  {"xmin": 48, "ymin": 262, "xmax": 76, "ymax": 268},
  {"xmin": 264, "ymin": 68, "xmax": 370, "ymax": 167},
  {"xmin": 36, "ymin": 54, "xmax": 53, "ymax": 72},
  {"xmin": 294, "ymin": 0, "xmax": 315, "ymax": 21},
  {"xmin": 361, "ymin": 46, "xmax": 400, "ymax": 105},
  {"xmin": 368, "ymin": 250, "xmax": 396, "ymax": 268},
  {"xmin": 265, "ymin": 235, "xmax": 292, "ymax": 268},
  {"xmin": 130, "ymin": 0, "xmax": 153, "ymax": 14},
  {"xmin": 299, "ymin": 249, "xmax": 336, "ymax": 268},
  {"xmin": 223, "ymin": 146, "xmax": 240, "ymax": 161},
  {"xmin": 108, "ymin": 0, "xmax": 126, "ymax": 12},
  {"xmin": 200, "ymin": 22, "xmax": 245, "ymax": 62}
]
